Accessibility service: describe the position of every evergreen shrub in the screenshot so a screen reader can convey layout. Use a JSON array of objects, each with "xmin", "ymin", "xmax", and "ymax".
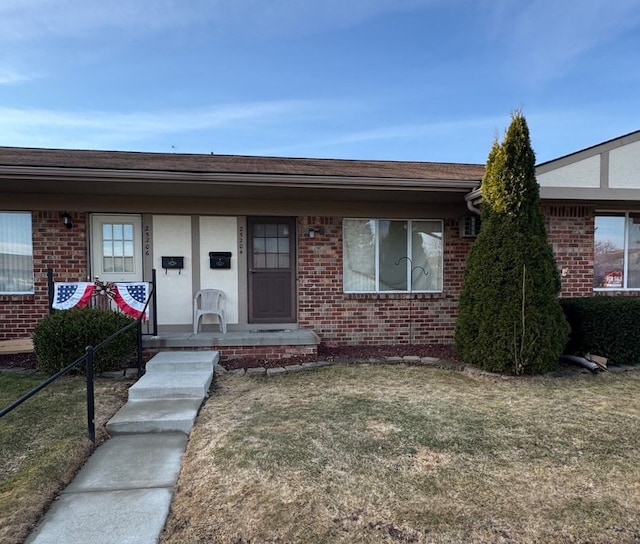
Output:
[
  {"xmin": 33, "ymin": 308, "xmax": 137, "ymax": 375},
  {"xmin": 561, "ymin": 297, "xmax": 640, "ymax": 365},
  {"xmin": 455, "ymin": 113, "xmax": 569, "ymax": 374}
]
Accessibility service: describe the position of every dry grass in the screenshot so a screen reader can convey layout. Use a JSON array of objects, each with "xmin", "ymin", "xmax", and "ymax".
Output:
[
  {"xmin": 0, "ymin": 371, "xmax": 132, "ymax": 544},
  {"xmin": 162, "ymin": 364, "xmax": 640, "ymax": 544}
]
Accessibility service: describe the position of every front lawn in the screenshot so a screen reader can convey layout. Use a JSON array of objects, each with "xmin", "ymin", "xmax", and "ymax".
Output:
[
  {"xmin": 0, "ymin": 371, "xmax": 131, "ymax": 544},
  {"xmin": 162, "ymin": 364, "xmax": 640, "ymax": 543}
]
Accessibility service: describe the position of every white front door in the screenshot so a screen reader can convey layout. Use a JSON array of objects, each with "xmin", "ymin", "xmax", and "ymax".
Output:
[{"xmin": 90, "ymin": 214, "xmax": 143, "ymax": 282}]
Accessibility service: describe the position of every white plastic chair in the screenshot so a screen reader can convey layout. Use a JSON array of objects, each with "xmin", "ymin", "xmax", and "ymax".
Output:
[{"xmin": 193, "ymin": 289, "xmax": 227, "ymax": 334}]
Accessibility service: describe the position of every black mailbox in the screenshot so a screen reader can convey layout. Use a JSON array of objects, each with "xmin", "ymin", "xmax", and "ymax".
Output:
[
  {"xmin": 161, "ymin": 256, "xmax": 184, "ymax": 270},
  {"xmin": 209, "ymin": 252, "xmax": 232, "ymax": 269}
]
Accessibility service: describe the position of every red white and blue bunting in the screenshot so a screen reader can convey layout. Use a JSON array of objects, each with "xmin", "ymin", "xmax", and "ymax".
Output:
[
  {"xmin": 52, "ymin": 281, "xmax": 149, "ymax": 321},
  {"xmin": 52, "ymin": 282, "xmax": 95, "ymax": 310},
  {"xmin": 114, "ymin": 283, "xmax": 149, "ymax": 321}
]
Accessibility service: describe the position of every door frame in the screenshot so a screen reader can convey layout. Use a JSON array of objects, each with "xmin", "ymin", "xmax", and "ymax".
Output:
[
  {"xmin": 247, "ymin": 217, "xmax": 297, "ymax": 323},
  {"xmin": 90, "ymin": 214, "xmax": 143, "ymax": 283}
]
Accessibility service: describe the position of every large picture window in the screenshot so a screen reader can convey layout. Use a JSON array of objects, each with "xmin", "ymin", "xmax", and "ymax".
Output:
[
  {"xmin": 0, "ymin": 212, "xmax": 34, "ymax": 294},
  {"xmin": 594, "ymin": 212, "xmax": 640, "ymax": 289},
  {"xmin": 343, "ymin": 219, "xmax": 443, "ymax": 293}
]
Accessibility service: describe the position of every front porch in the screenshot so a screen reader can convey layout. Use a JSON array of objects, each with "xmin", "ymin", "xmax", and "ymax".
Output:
[{"xmin": 142, "ymin": 329, "xmax": 320, "ymax": 365}]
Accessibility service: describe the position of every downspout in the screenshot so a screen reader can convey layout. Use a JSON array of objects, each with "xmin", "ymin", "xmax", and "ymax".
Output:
[{"xmin": 465, "ymin": 187, "xmax": 481, "ymax": 215}]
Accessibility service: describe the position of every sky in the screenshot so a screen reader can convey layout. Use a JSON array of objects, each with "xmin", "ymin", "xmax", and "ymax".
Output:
[{"xmin": 1, "ymin": 0, "xmax": 639, "ymax": 165}]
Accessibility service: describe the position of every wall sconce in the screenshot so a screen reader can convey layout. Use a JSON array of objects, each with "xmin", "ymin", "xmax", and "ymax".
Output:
[
  {"xmin": 308, "ymin": 227, "xmax": 322, "ymax": 239},
  {"xmin": 61, "ymin": 211, "xmax": 73, "ymax": 230}
]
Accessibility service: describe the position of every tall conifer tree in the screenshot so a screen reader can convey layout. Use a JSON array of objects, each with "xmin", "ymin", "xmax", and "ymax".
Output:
[{"xmin": 455, "ymin": 113, "xmax": 569, "ymax": 374}]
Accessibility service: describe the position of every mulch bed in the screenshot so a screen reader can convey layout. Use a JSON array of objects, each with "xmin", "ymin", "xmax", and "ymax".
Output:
[
  {"xmin": 0, "ymin": 345, "xmax": 461, "ymax": 372},
  {"xmin": 0, "ymin": 352, "xmax": 38, "ymax": 370},
  {"xmin": 222, "ymin": 344, "xmax": 462, "ymax": 371}
]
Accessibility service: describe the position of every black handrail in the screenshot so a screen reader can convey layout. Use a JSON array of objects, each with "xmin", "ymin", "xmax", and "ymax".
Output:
[{"xmin": 0, "ymin": 282, "xmax": 155, "ymax": 444}]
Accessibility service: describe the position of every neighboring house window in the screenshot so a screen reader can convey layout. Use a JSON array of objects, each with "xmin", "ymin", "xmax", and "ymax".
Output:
[
  {"xmin": 594, "ymin": 212, "xmax": 640, "ymax": 290},
  {"xmin": 343, "ymin": 219, "xmax": 443, "ymax": 293},
  {"xmin": 0, "ymin": 212, "xmax": 34, "ymax": 294}
]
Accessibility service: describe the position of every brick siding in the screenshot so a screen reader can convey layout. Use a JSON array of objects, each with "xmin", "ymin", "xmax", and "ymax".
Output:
[
  {"xmin": 297, "ymin": 216, "xmax": 474, "ymax": 347},
  {"xmin": 1, "ymin": 206, "xmax": 628, "ymax": 348},
  {"xmin": 544, "ymin": 205, "xmax": 595, "ymax": 298},
  {"xmin": 0, "ymin": 211, "xmax": 89, "ymax": 340}
]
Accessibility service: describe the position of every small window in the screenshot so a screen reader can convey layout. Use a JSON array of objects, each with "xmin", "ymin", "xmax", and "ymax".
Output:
[
  {"xmin": 102, "ymin": 222, "xmax": 135, "ymax": 274},
  {"xmin": 0, "ymin": 212, "xmax": 34, "ymax": 294},
  {"xmin": 343, "ymin": 219, "xmax": 443, "ymax": 293}
]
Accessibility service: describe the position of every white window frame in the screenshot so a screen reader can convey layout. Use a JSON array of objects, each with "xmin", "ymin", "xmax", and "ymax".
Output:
[
  {"xmin": 594, "ymin": 211, "xmax": 640, "ymax": 291},
  {"xmin": 343, "ymin": 218, "xmax": 444, "ymax": 294},
  {"xmin": 0, "ymin": 211, "xmax": 34, "ymax": 295}
]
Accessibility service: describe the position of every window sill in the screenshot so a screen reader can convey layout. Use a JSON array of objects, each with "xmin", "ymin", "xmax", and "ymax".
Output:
[
  {"xmin": 0, "ymin": 294, "xmax": 36, "ymax": 301},
  {"xmin": 593, "ymin": 288, "xmax": 640, "ymax": 293},
  {"xmin": 344, "ymin": 292, "xmax": 447, "ymax": 300}
]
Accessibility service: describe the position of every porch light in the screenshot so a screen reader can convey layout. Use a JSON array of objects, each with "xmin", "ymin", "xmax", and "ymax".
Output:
[
  {"xmin": 61, "ymin": 211, "xmax": 73, "ymax": 229},
  {"xmin": 308, "ymin": 227, "xmax": 322, "ymax": 238}
]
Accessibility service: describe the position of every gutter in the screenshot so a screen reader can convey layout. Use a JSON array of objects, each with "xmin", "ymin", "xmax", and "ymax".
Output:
[
  {"xmin": 465, "ymin": 187, "xmax": 482, "ymax": 214},
  {"xmin": 0, "ymin": 165, "xmax": 481, "ymax": 193}
]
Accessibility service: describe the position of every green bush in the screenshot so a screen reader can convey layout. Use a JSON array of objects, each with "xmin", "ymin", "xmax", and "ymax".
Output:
[
  {"xmin": 561, "ymin": 297, "xmax": 640, "ymax": 365},
  {"xmin": 33, "ymin": 308, "xmax": 137, "ymax": 375}
]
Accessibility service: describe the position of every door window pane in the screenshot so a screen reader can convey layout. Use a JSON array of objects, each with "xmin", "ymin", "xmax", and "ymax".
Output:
[
  {"xmin": 278, "ymin": 224, "xmax": 290, "ymax": 237},
  {"xmin": 265, "ymin": 238, "xmax": 278, "ymax": 253},
  {"xmin": 124, "ymin": 257, "xmax": 134, "ymax": 273},
  {"xmin": 279, "ymin": 254, "xmax": 290, "ymax": 268},
  {"xmin": 265, "ymin": 224, "xmax": 277, "ymax": 237}
]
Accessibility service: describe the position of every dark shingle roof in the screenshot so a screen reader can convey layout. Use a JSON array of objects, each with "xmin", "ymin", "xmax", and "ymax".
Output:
[{"xmin": 0, "ymin": 146, "xmax": 484, "ymax": 182}]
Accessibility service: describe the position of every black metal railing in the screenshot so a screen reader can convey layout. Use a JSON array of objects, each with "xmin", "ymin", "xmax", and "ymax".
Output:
[{"xmin": 0, "ymin": 283, "xmax": 155, "ymax": 444}]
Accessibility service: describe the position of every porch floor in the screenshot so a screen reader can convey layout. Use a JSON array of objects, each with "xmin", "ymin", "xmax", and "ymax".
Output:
[{"xmin": 142, "ymin": 329, "xmax": 320, "ymax": 350}]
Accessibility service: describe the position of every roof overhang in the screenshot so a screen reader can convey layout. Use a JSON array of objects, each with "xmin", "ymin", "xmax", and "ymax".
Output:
[{"xmin": 0, "ymin": 165, "xmax": 481, "ymax": 205}]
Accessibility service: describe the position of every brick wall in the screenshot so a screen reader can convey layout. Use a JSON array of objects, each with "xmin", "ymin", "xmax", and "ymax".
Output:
[
  {"xmin": 0, "ymin": 211, "xmax": 89, "ymax": 340},
  {"xmin": 145, "ymin": 345, "xmax": 317, "ymax": 364},
  {"xmin": 0, "ymin": 206, "xmax": 611, "ymax": 346},
  {"xmin": 544, "ymin": 204, "xmax": 595, "ymax": 298},
  {"xmin": 297, "ymin": 216, "xmax": 475, "ymax": 347}
]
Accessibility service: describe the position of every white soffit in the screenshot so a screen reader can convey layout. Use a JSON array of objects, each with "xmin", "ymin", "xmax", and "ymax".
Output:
[
  {"xmin": 609, "ymin": 140, "xmax": 640, "ymax": 189},
  {"xmin": 536, "ymin": 155, "xmax": 600, "ymax": 188}
]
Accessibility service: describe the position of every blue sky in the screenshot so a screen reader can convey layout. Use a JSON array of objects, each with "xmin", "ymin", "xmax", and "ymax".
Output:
[{"xmin": 1, "ymin": 0, "xmax": 639, "ymax": 164}]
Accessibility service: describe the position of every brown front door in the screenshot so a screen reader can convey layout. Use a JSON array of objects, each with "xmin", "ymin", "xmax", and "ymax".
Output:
[{"xmin": 248, "ymin": 217, "xmax": 296, "ymax": 323}]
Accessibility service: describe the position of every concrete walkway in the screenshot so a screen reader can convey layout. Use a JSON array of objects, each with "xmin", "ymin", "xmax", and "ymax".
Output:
[{"xmin": 26, "ymin": 351, "xmax": 217, "ymax": 544}]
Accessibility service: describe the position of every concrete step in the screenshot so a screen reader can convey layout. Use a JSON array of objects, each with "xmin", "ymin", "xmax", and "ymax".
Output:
[
  {"xmin": 128, "ymin": 370, "xmax": 213, "ymax": 400},
  {"xmin": 145, "ymin": 350, "xmax": 219, "ymax": 373},
  {"xmin": 106, "ymin": 398, "xmax": 205, "ymax": 435}
]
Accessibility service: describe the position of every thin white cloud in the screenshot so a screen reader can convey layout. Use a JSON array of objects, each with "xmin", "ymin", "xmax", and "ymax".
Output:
[
  {"xmin": 255, "ymin": 114, "xmax": 510, "ymax": 160},
  {"xmin": 0, "ymin": 0, "xmax": 439, "ymax": 42},
  {"xmin": 0, "ymin": 69, "xmax": 37, "ymax": 85},
  {"xmin": 481, "ymin": 0, "xmax": 640, "ymax": 82},
  {"xmin": 0, "ymin": 0, "xmax": 442, "ymax": 85},
  {"xmin": 0, "ymin": 99, "xmax": 333, "ymax": 149}
]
